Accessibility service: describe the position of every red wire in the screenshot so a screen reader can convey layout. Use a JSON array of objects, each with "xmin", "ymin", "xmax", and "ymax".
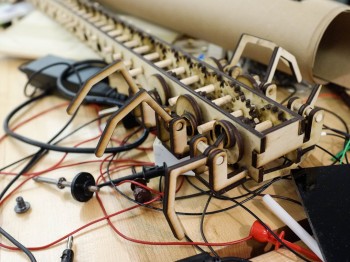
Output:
[
  {"xmin": 0, "ymin": 182, "xmax": 251, "ymax": 251},
  {"xmin": 94, "ymin": 178, "xmax": 252, "ymax": 247},
  {"xmin": 0, "ymin": 102, "xmax": 69, "ymax": 143},
  {"xmin": 0, "ymin": 100, "xmax": 253, "ymax": 254}
]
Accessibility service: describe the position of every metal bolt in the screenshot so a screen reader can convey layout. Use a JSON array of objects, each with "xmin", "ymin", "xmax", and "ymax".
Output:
[
  {"xmin": 33, "ymin": 175, "xmax": 99, "ymax": 192},
  {"xmin": 14, "ymin": 196, "xmax": 30, "ymax": 214},
  {"xmin": 33, "ymin": 173, "xmax": 99, "ymax": 202}
]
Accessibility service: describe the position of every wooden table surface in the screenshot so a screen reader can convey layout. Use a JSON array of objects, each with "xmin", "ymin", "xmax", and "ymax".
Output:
[{"xmin": 0, "ymin": 52, "xmax": 348, "ymax": 262}]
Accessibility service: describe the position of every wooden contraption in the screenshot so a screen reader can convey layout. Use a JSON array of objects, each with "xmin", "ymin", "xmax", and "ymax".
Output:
[{"xmin": 30, "ymin": 0, "xmax": 324, "ymax": 240}]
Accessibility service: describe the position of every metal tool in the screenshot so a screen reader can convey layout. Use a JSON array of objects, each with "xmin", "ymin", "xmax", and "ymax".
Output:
[{"xmin": 33, "ymin": 172, "xmax": 99, "ymax": 202}]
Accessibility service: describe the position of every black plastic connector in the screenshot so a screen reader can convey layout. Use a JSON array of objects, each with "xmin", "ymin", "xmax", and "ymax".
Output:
[
  {"xmin": 19, "ymin": 55, "xmax": 128, "ymax": 105},
  {"xmin": 97, "ymin": 163, "xmax": 167, "ymax": 188}
]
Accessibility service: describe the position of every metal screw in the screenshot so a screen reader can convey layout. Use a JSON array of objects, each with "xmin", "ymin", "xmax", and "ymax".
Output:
[{"xmin": 14, "ymin": 196, "xmax": 30, "ymax": 214}]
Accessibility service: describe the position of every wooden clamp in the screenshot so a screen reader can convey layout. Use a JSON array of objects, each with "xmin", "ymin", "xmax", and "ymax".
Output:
[
  {"xmin": 163, "ymin": 134, "xmax": 246, "ymax": 240},
  {"xmin": 228, "ymin": 34, "xmax": 302, "ymax": 85},
  {"xmin": 95, "ymin": 88, "xmax": 174, "ymax": 157},
  {"xmin": 67, "ymin": 59, "xmax": 139, "ymax": 115}
]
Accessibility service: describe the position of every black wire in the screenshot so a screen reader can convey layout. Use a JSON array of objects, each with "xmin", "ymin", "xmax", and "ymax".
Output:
[
  {"xmin": 324, "ymin": 133, "xmax": 347, "ymax": 140},
  {"xmin": 0, "ymin": 93, "xmax": 79, "ymax": 201},
  {"xmin": 101, "ymin": 133, "xmax": 309, "ymax": 261},
  {"xmin": 316, "ymin": 105, "xmax": 349, "ymax": 164},
  {"xmin": 315, "ymin": 145, "xmax": 342, "ymax": 165},
  {"xmin": 184, "ymin": 235, "xmax": 206, "ymax": 254},
  {"xmin": 103, "ymin": 152, "xmax": 309, "ymax": 260},
  {"xmin": 3, "ymin": 93, "xmax": 149, "ymax": 154},
  {"xmin": 325, "ymin": 133, "xmax": 350, "ymax": 164},
  {"xmin": 319, "ymin": 107, "xmax": 349, "ymax": 134},
  {"xmin": 0, "ymin": 112, "xmax": 109, "ymax": 173},
  {"xmin": 323, "ymin": 126, "xmax": 350, "ymax": 139},
  {"xmin": 0, "ymin": 154, "xmax": 34, "ymax": 172},
  {"xmin": 240, "ymin": 183, "xmax": 302, "ymax": 206},
  {"xmin": 23, "ymin": 62, "xmax": 77, "ymax": 97},
  {"xmin": 0, "ymin": 227, "xmax": 36, "ymax": 262},
  {"xmin": 105, "ymin": 160, "xmax": 291, "ymax": 216},
  {"xmin": 200, "ymin": 194, "xmax": 219, "ymax": 258},
  {"xmin": 56, "ymin": 60, "xmax": 125, "ymax": 107}
]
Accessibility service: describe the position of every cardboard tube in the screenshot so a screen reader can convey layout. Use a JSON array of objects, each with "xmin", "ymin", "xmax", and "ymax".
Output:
[{"xmin": 97, "ymin": 0, "xmax": 350, "ymax": 87}]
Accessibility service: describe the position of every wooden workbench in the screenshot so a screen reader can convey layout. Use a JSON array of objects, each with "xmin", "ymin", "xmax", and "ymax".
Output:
[{"xmin": 0, "ymin": 54, "xmax": 348, "ymax": 262}]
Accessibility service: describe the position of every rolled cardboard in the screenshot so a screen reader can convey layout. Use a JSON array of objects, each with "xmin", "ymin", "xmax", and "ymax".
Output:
[{"xmin": 97, "ymin": 0, "xmax": 350, "ymax": 87}]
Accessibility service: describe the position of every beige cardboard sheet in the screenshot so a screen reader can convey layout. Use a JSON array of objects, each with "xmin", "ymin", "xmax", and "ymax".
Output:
[
  {"xmin": 97, "ymin": 0, "xmax": 350, "ymax": 87},
  {"xmin": 0, "ymin": 10, "xmax": 99, "ymax": 60}
]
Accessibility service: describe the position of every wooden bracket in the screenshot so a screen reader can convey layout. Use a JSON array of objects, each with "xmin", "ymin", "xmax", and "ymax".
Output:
[
  {"xmin": 163, "ymin": 140, "xmax": 246, "ymax": 240},
  {"xmin": 95, "ymin": 88, "xmax": 172, "ymax": 157},
  {"xmin": 163, "ymin": 155, "xmax": 208, "ymax": 240},
  {"xmin": 229, "ymin": 34, "xmax": 302, "ymax": 85},
  {"xmin": 67, "ymin": 59, "xmax": 139, "ymax": 115}
]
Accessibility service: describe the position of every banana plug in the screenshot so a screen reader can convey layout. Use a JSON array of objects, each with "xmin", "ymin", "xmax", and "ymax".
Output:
[{"xmin": 61, "ymin": 236, "xmax": 74, "ymax": 262}]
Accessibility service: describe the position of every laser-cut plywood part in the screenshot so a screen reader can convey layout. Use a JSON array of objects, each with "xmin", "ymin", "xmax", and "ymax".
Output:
[{"xmin": 29, "ymin": 0, "xmax": 325, "ymax": 240}]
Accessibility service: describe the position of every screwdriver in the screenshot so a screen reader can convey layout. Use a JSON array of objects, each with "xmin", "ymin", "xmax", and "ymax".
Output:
[{"xmin": 61, "ymin": 236, "xmax": 74, "ymax": 262}]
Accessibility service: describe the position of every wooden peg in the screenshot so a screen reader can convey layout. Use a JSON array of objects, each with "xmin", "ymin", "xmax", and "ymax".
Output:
[
  {"xmin": 129, "ymin": 67, "xmax": 143, "ymax": 77},
  {"xmin": 124, "ymin": 39, "xmax": 139, "ymax": 48},
  {"xmin": 133, "ymin": 45, "xmax": 151, "ymax": 54},
  {"xmin": 197, "ymin": 120, "xmax": 216, "ymax": 134},
  {"xmin": 168, "ymin": 84, "xmax": 215, "ymax": 106},
  {"xmin": 154, "ymin": 59, "xmax": 172, "ymax": 68},
  {"xmin": 100, "ymin": 24, "xmax": 115, "ymax": 32},
  {"xmin": 144, "ymin": 52, "xmax": 160, "ymax": 61},
  {"xmin": 116, "ymin": 34, "xmax": 130, "ymax": 42},
  {"xmin": 98, "ymin": 106, "xmax": 119, "ymax": 116},
  {"xmin": 212, "ymin": 95, "xmax": 232, "ymax": 106},
  {"xmin": 108, "ymin": 29, "xmax": 123, "ymax": 37},
  {"xmin": 66, "ymin": 21, "xmax": 77, "ymax": 29},
  {"xmin": 112, "ymin": 53, "xmax": 122, "ymax": 60},
  {"xmin": 168, "ymin": 96, "xmax": 179, "ymax": 106},
  {"xmin": 94, "ymin": 20, "xmax": 106, "ymax": 27},
  {"xmin": 255, "ymin": 120, "xmax": 273, "ymax": 132},
  {"xmin": 231, "ymin": 110, "xmax": 243, "ymax": 118},
  {"xmin": 81, "ymin": 13, "xmax": 93, "ymax": 19},
  {"xmin": 196, "ymin": 141, "xmax": 209, "ymax": 153},
  {"xmin": 87, "ymin": 16, "xmax": 100, "ymax": 23},
  {"xmin": 103, "ymin": 46, "xmax": 113, "ymax": 54},
  {"xmin": 168, "ymin": 67, "xmax": 186, "ymax": 75},
  {"xmin": 90, "ymin": 34, "xmax": 97, "ymax": 42},
  {"xmin": 195, "ymin": 84, "xmax": 215, "ymax": 93},
  {"xmin": 180, "ymin": 75, "xmax": 199, "ymax": 85}
]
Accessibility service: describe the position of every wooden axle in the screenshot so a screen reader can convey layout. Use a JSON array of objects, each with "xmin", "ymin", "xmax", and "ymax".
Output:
[
  {"xmin": 143, "ymin": 52, "xmax": 160, "ymax": 61},
  {"xmin": 124, "ymin": 39, "xmax": 139, "ymax": 48},
  {"xmin": 168, "ymin": 66, "xmax": 186, "ymax": 75},
  {"xmin": 116, "ymin": 34, "xmax": 130, "ymax": 42},
  {"xmin": 133, "ymin": 45, "xmax": 151, "ymax": 54},
  {"xmin": 108, "ymin": 29, "xmax": 123, "ymax": 37},
  {"xmin": 180, "ymin": 75, "xmax": 200, "ymax": 85},
  {"xmin": 212, "ymin": 95, "xmax": 232, "ymax": 106},
  {"xmin": 168, "ymin": 84, "xmax": 215, "ymax": 106},
  {"xmin": 154, "ymin": 59, "xmax": 172, "ymax": 68}
]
